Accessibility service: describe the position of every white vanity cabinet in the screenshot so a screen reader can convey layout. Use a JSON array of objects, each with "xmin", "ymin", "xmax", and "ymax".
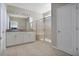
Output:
[{"xmin": 6, "ymin": 32, "xmax": 36, "ymax": 46}]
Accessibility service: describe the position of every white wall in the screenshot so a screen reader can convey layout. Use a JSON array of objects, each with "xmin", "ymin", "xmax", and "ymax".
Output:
[
  {"xmin": 6, "ymin": 3, "xmax": 51, "ymax": 14},
  {"xmin": 39, "ymin": 3, "xmax": 51, "ymax": 14},
  {"xmin": 6, "ymin": 5, "xmax": 43, "ymax": 21}
]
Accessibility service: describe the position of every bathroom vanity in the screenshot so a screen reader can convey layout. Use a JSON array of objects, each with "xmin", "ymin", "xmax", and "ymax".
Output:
[
  {"xmin": 6, "ymin": 31, "xmax": 36, "ymax": 47},
  {"xmin": 6, "ymin": 13, "xmax": 36, "ymax": 47},
  {"xmin": 5, "ymin": 8, "xmax": 36, "ymax": 47}
]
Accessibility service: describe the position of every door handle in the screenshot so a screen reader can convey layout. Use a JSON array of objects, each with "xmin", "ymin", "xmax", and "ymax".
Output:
[{"xmin": 58, "ymin": 30, "xmax": 61, "ymax": 33}]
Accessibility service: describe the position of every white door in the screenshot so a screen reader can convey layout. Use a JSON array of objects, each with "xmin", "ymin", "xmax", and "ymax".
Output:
[{"xmin": 57, "ymin": 4, "xmax": 76, "ymax": 55}]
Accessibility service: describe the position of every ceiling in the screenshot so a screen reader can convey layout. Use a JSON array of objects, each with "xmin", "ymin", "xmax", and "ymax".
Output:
[{"xmin": 6, "ymin": 3, "xmax": 51, "ymax": 14}]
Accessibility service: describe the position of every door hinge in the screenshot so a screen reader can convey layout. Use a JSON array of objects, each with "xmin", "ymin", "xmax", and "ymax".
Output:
[{"xmin": 76, "ymin": 48, "xmax": 78, "ymax": 51}]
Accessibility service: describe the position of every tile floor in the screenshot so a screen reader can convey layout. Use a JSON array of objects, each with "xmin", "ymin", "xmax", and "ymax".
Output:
[{"xmin": 2, "ymin": 40, "xmax": 71, "ymax": 56}]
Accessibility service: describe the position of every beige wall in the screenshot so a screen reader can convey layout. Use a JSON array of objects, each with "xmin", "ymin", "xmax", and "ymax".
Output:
[{"xmin": 51, "ymin": 3, "xmax": 68, "ymax": 47}]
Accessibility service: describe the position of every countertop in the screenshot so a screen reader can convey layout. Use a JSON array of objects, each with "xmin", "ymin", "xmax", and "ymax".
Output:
[{"xmin": 6, "ymin": 29, "xmax": 34, "ymax": 32}]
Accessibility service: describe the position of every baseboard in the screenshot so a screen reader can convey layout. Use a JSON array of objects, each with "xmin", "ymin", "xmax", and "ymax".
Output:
[
  {"xmin": 52, "ymin": 46, "xmax": 72, "ymax": 56},
  {"xmin": 6, "ymin": 41, "xmax": 35, "ymax": 48}
]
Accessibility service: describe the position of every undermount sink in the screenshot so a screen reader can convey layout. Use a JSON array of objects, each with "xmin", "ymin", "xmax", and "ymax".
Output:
[{"xmin": 11, "ymin": 29, "xmax": 18, "ymax": 32}]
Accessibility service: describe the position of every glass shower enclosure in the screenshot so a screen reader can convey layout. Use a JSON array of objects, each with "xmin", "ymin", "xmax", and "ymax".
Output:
[{"xmin": 31, "ymin": 16, "xmax": 52, "ymax": 42}]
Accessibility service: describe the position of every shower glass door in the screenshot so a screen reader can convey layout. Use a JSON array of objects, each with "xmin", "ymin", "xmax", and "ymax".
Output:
[
  {"xmin": 33, "ymin": 16, "xmax": 52, "ymax": 42},
  {"xmin": 44, "ymin": 16, "xmax": 52, "ymax": 43}
]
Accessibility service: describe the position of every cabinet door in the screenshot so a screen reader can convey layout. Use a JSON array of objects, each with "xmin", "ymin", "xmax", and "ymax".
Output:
[
  {"xmin": 6, "ymin": 32, "xmax": 16, "ymax": 46},
  {"xmin": 24, "ymin": 32, "xmax": 31, "ymax": 43},
  {"xmin": 57, "ymin": 4, "xmax": 76, "ymax": 55},
  {"xmin": 16, "ymin": 32, "xmax": 24, "ymax": 44},
  {"xmin": 24, "ymin": 32, "xmax": 36, "ymax": 43}
]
